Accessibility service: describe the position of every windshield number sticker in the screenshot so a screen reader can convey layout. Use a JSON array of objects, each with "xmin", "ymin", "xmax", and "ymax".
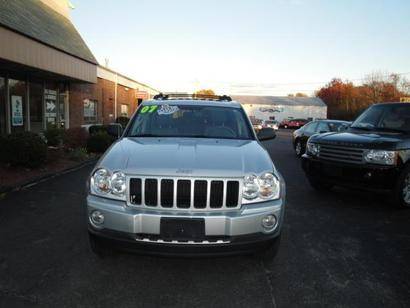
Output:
[
  {"xmin": 140, "ymin": 105, "xmax": 158, "ymax": 114},
  {"xmin": 157, "ymin": 104, "xmax": 179, "ymax": 115}
]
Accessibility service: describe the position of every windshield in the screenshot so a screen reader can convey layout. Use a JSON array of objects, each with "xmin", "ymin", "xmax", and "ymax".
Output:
[
  {"xmin": 127, "ymin": 104, "xmax": 254, "ymax": 140},
  {"xmin": 351, "ymin": 104, "xmax": 410, "ymax": 133}
]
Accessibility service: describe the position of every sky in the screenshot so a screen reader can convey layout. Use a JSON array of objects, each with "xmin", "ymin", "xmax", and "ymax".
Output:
[{"xmin": 71, "ymin": 0, "xmax": 410, "ymax": 96}]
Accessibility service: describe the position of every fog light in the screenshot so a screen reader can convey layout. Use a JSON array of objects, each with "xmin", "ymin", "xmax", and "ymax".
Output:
[
  {"xmin": 262, "ymin": 214, "xmax": 277, "ymax": 230},
  {"xmin": 91, "ymin": 211, "xmax": 104, "ymax": 225}
]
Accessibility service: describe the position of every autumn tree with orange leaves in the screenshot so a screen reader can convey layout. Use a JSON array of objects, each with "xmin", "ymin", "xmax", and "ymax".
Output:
[{"xmin": 316, "ymin": 73, "xmax": 410, "ymax": 120}]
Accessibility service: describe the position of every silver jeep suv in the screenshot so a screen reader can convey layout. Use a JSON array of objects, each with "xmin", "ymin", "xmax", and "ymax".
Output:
[{"xmin": 87, "ymin": 94, "xmax": 286, "ymax": 256}]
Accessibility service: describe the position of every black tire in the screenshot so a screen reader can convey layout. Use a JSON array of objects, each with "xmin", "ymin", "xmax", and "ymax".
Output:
[
  {"xmin": 294, "ymin": 139, "xmax": 303, "ymax": 157},
  {"xmin": 254, "ymin": 235, "xmax": 281, "ymax": 261},
  {"xmin": 307, "ymin": 177, "xmax": 333, "ymax": 191},
  {"xmin": 392, "ymin": 164, "xmax": 410, "ymax": 209},
  {"xmin": 89, "ymin": 233, "xmax": 113, "ymax": 257}
]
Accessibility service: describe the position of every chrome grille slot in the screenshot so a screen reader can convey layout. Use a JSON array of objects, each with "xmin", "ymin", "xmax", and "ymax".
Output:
[
  {"xmin": 210, "ymin": 181, "xmax": 224, "ymax": 208},
  {"xmin": 144, "ymin": 179, "xmax": 158, "ymax": 206},
  {"xmin": 177, "ymin": 180, "xmax": 191, "ymax": 208},
  {"xmin": 129, "ymin": 177, "xmax": 241, "ymax": 211},
  {"xmin": 194, "ymin": 180, "xmax": 207, "ymax": 209},
  {"xmin": 160, "ymin": 179, "xmax": 174, "ymax": 208},
  {"xmin": 320, "ymin": 145, "xmax": 364, "ymax": 164}
]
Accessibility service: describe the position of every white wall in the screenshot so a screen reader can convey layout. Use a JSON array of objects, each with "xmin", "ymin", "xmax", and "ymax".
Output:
[{"xmin": 242, "ymin": 104, "xmax": 327, "ymax": 122}]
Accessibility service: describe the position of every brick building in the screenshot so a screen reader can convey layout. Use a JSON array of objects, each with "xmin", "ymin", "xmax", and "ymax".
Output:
[{"xmin": 0, "ymin": 0, "xmax": 158, "ymax": 135}]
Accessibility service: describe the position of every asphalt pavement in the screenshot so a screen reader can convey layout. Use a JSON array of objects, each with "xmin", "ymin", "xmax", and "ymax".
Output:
[{"xmin": 0, "ymin": 130, "xmax": 409, "ymax": 307}]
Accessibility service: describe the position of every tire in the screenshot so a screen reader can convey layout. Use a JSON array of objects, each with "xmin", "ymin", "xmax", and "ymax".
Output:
[
  {"xmin": 254, "ymin": 235, "xmax": 281, "ymax": 261},
  {"xmin": 307, "ymin": 176, "xmax": 333, "ymax": 191},
  {"xmin": 392, "ymin": 165, "xmax": 410, "ymax": 209},
  {"xmin": 295, "ymin": 140, "xmax": 303, "ymax": 157},
  {"xmin": 89, "ymin": 233, "xmax": 113, "ymax": 257}
]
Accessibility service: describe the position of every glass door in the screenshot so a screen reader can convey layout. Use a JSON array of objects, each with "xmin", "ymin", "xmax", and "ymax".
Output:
[{"xmin": 0, "ymin": 77, "xmax": 5, "ymax": 135}]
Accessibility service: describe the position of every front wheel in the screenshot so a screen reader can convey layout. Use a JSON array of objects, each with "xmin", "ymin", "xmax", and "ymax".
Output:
[
  {"xmin": 295, "ymin": 140, "xmax": 303, "ymax": 157},
  {"xmin": 89, "ymin": 233, "xmax": 114, "ymax": 257},
  {"xmin": 393, "ymin": 165, "xmax": 410, "ymax": 208},
  {"xmin": 254, "ymin": 235, "xmax": 281, "ymax": 261}
]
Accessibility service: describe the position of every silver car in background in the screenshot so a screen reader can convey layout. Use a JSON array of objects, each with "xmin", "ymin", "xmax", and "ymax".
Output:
[{"xmin": 87, "ymin": 94, "xmax": 286, "ymax": 257}]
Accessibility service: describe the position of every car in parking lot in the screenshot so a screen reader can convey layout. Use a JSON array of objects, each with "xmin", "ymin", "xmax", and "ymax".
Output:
[
  {"xmin": 292, "ymin": 120, "xmax": 350, "ymax": 157},
  {"xmin": 301, "ymin": 102, "xmax": 410, "ymax": 208},
  {"xmin": 87, "ymin": 94, "xmax": 286, "ymax": 256},
  {"xmin": 280, "ymin": 118, "xmax": 309, "ymax": 129},
  {"xmin": 263, "ymin": 120, "xmax": 279, "ymax": 130}
]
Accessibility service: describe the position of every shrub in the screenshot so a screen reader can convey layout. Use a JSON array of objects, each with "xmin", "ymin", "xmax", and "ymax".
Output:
[
  {"xmin": 87, "ymin": 131, "xmax": 113, "ymax": 153},
  {"xmin": 89, "ymin": 125, "xmax": 107, "ymax": 136},
  {"xmin": 116, "ymin": 116, "xmax": 130, "ymax": 129},
  {"xmin": 44, "ymin": 126, "xmax": 64, "ymax": 146},
  {"xmin": 2, "ymin": 132, "xmax": 47, "ymax": 168},
  {"xmin": 0, "ymin": 135, "xmax": 6, "ymax": 163},
  {"xmin": 68, "ymin": 147, "xmax": 88, "ymax": 161},
  {"xmin": 63, "ymin": 127, "xmax": 88, "ymax": 149}
]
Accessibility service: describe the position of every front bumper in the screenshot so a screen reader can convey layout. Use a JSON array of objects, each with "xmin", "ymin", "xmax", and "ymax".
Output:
[
  {"xmin": 87, "ymin": 193, "xmax": 285, "ymax": 254},
  {"xmin": 301, "ymin": 154, "xmax": 400, "ymax": 191}
]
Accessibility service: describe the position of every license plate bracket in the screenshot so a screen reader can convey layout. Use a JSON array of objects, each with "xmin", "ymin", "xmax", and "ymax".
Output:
[{"xmin": 160, "ymin": 218, "xmax": 205, "ymax": 241}]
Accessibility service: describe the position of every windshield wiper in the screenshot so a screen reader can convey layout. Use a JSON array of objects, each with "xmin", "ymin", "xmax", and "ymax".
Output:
[{"xmin": 350, "ymin": 126, "xmax": 373, "ymax": 131}]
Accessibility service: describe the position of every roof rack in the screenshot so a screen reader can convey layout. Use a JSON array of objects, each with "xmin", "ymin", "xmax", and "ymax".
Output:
[{"xmin": 153, "ymin": 93, "xmax": 232, "ymax": 102}]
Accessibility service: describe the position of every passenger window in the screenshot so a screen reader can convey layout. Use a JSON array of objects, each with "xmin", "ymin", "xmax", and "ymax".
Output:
[
  {"xmin": 316, "ymin": 122, "xmax": 330, "ymax": 133},
  {"xmin": 304, "ymin": 122, "xmax": 318, "ymax": 133}
]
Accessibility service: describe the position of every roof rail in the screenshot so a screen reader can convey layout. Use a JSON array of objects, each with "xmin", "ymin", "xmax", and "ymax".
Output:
[{"xmin": 153, "ymin": 93, "xmax": 232, "ymax": 102}]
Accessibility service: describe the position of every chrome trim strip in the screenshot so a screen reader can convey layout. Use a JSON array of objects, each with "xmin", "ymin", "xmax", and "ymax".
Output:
[{"xmin": 135, "ymin": 238, "xmax": 230, "ymax": 245}]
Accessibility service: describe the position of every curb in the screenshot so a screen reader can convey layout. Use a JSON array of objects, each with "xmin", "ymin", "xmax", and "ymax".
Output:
[{"xmin": 0, "ymin": 158, "xmax": 98, "ymax": 195}]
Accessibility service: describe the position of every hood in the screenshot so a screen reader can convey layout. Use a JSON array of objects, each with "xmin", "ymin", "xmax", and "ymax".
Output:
[
  {"xmin": 97, "ymin": 137, "xmax": 275, "ymax": 177},
  {"xmin": 310, "ymin": 130, "xmax": 406, "ymax": 150}
]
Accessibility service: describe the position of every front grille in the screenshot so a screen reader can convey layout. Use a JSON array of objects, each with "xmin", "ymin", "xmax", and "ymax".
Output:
[
  {"xmin": 319, "ymin": 144, "xmax": 364, "ymax": 164},
  {"xmin": 129, "ymin": 177, "xmax": 241, "ymax": 210}
]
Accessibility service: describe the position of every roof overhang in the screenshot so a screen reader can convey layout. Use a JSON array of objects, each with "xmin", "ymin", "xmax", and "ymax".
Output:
[{"xmin": 0, "ymin": 26, "xmax": 96, "ymax": 83}]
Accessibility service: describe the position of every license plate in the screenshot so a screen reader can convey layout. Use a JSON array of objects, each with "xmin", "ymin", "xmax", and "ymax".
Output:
[{"xmin": 160, "ymin": 218, "xmax": 205, "ymax": 240}]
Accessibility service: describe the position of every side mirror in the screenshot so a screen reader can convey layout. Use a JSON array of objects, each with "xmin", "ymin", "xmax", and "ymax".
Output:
[
  {"xmin": 107, "ymin": 123, "xmax": 123, "ymax": 139},
  {"xmin": 257, "ymin": 127, "xmax": 276, "ymax": 141}
]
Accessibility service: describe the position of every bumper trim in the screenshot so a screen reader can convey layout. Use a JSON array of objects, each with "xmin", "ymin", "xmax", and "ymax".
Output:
[{"xmin": 88, "ymin": 225, "xmax": 280, "ymax": 256}]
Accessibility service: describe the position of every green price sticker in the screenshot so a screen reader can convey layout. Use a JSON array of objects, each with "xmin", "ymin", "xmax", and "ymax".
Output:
[{"xmin": 141, "ymin": 105, "xmax": 158, "ymax": 114}]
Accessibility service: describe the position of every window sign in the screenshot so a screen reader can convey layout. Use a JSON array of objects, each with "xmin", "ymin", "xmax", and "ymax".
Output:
[
  {"xmin": 84, "ymin": 99, "xmax": 97, "ymax": 123},
  {"xmin": 45, "ymin": 89, "xmax": 57, "ymax": 125},
  {"xmin": 121, "ymin": 104, "xmax": 129, "ymax": 116},
  {"xmin": 11, "ymin": 95, "xmax": 23, "ymax": 126}
]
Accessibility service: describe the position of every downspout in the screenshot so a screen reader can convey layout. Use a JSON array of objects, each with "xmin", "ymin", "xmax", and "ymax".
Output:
[{"xmin": 114, "ymin": 73, "xmax": 118, "ymax": 121}]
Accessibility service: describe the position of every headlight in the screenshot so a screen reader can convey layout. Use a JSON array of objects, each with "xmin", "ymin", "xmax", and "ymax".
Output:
[
  {"xmin": 306, "ymin": 142, "xmax": 320, "ymax": 156},
  {"xmin": 90, "ymin": 168, "xmax": 127, "ymax": 200},
  {"xmin": 242, "ymin": 172, "xmax": 281, "ymax": 203},
  {"xmin": 363, "ymin": 150, "xmax": 397, "ymax": 165},
  {"xmin": 243, "ymin": 174, "xmax": 259, "ymax": 200}
]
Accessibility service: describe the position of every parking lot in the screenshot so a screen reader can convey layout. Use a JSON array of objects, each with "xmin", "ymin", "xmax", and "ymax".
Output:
[{"xmin": 0, "ymin": 130, "xmax": 409, "ymax": 308}]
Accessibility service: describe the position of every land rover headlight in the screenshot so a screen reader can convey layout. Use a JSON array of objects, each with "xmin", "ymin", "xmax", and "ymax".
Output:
[
  {"xmin": 90, "ymin": 168, "xmax": 127, "ymax": 200},
  {"xmin": 306, "ymin": 142, "xmax": 320, "ymax": 156},
  {"xmin": 363, "ymin": 150, "xmax": 397, "ymax": 165},
  {"xmin": 242, "ymin": 172, "xmax": 281, "ymax": 203}
]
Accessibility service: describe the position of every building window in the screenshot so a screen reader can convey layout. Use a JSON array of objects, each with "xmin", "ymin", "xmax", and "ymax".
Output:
[
  {"xmin": 121, "ymin": 104, "xmax": 129, "ymax": 117},
  {"xmin": 84, "ymin": 99, "xmax": 97, "ymax": 123},
  {"xmin": 9, "ymin": 79, "xmax": 26, "ymax": 133},
  {"xmin": 29, "ymin": 82, "xmax": 43, "ymax": 133}
]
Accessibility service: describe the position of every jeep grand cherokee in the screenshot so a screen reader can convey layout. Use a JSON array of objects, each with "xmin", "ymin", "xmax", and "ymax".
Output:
[{"xmin": 87, "ymin": 94, "xmax": 286, "ymax": 256}]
